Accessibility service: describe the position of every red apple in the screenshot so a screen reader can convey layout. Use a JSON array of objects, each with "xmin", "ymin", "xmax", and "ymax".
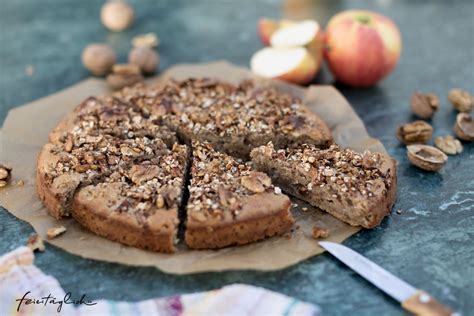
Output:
[{"xmin": 324, "ymin": 10, "xmax": 402, "ymax": 87}]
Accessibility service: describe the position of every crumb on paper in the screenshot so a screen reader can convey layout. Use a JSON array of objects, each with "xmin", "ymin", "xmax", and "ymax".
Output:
[
  {"xmin": 17, "ymin": 180, "xmax": 24, "ymax": 186},
  {"xmin": 312, "ymin": 226, "xmax": 329, "ymax": 239},
  {"xmin": 79, "ymin": 236, "xmax": 86, "ymax": 241},
  {"xmin": 47, "ymin": 226, "xmax": 67, "ymax": 239},
  {"xmin": 25, "ymin": 65, "xmax": 35, "ymax": 76},
  {"xmin": 27, "ymin": 234, "xmax": 45, "ymax": 252}
]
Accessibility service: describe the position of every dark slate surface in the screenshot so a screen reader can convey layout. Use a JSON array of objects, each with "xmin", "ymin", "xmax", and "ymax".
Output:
[{"xmin": 0, "ymin": 0, "xmax": 473, "ymax": 314}]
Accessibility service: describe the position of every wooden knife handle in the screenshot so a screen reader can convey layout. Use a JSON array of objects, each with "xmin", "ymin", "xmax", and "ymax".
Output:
[{"xmin": 402, "ymin": 291, "xmax": 454, "ymax": 316}]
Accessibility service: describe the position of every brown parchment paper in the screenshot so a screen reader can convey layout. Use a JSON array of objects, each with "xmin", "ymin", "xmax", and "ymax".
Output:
[{"xmin": 0, "ymin": 61, "xmax": 386, "ymax": 274}]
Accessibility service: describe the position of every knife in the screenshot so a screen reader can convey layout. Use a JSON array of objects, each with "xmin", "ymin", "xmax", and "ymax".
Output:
[{"xmin": 319, "ymin": 241, "xmax": 457, "ymax": 316}]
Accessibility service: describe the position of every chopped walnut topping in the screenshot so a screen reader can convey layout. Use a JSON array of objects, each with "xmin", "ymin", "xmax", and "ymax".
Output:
[
  {"xmin": 47, "ymin": 226, "xmax": 67, "ymax": 239},
  {"xmin": 188, "ymin": 142, "xmax": 276, "ymax": 221},
  {"xmin": 252, "ymin": 142, "xmax": 390, "ymax": 199},
  {"xmin": 120, "ymin": 78, "xmax": 331, "ymax": 156}
]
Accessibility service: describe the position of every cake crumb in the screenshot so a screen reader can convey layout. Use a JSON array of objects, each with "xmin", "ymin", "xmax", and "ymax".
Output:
[
  {"xmin": 396, "ymin": 209, "xmax": 402, "ymax": 214},
  {"xmin": 17, "ymin": 180, "xmax": 25, "ymax": 186},
  {"xmin": 47, "ymin": 226, "xmax": 67, "ymax": 239},
  {"xmin": 302, "ymin": 207, "xmax": 308, "ymax": 212},
  {"xmin": 26, "ymin": 234, "xmax": 45, "ymax": 252},
  {"xmin": 312, "ymin": 226, "xmax": 329, "ymax": 239}
]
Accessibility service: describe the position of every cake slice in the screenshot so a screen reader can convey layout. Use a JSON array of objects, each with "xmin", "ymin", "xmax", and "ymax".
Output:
[
  {"xmin": 49, "ymin": 95, "xmax": 176, "ymax": 147},
  {"xmin": 251, "ymin": 143, "xmax": 397, "ymax": 228},
  {"xmin": 71, "ymin": 143, "xmax": 189, "ymax": 253},
  {"xmin": 37, "ymin": 134, "xmax": 175, "ymax": 220},
  {"xmin": 130, "ymin": 78, "xmax": 333, "ymax": 158},
  {"xmin": 185, "ymin": 141, "xmax": 294, "ymax": 249}
]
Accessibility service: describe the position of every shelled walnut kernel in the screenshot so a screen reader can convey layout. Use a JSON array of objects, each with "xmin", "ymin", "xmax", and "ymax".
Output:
[{"xmin": 434, "ymin": 136, "xmax": 463, "ymax": 155}]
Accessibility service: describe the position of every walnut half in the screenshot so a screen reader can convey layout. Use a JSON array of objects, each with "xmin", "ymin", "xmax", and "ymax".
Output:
[
  {"xmin": 0, "ymin": 164, "xmax": 12, "ymax": 188},
  {"xmin": 241, "ymin": 171, "xmax": 272, "ymax": 193}
]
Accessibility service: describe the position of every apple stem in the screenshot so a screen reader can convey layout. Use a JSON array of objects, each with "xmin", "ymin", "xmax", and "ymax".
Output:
[{"xmin": 356, "ymin": 15, "xmax": 371, "ymax": 24}]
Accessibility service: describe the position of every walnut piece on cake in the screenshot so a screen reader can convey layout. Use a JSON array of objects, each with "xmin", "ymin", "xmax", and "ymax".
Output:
[
  {"xmin": 185, "ymin": 141, "xmax": 294, "ymax": 249},
  {"xmin": 251, "ymin": 142, "xmax": 397, "ymax": 228}
]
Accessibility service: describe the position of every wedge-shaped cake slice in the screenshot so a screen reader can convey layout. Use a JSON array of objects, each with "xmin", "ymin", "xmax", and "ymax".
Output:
[
  {"xmin": 71, "ymin": 143, "xmax": 189, "ymax": 253},
  {"xmin": 128, "ymin": 78, "xmax": 333, "ymax": 158},
  {"xmin": 251, "ymin": 143, "xmax": 397, "ymax": 228},
  {"xmin": 37, "ymin": 134, "xmax": 175, "ymax": 220},
  {"xmin": 185, "ymin": 141, "xmax": 294, "ymax": 249},
  {"xmin": 49, "ymin": 95, "xmax": 176, "ymax": 147}
]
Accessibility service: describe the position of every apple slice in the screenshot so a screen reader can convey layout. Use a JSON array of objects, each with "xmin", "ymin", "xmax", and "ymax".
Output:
[
  {"xmin": 270, "ymin": 19, "xmax": 324, "ymax": 76},
  {"xmin": 270, "ymin": 20, "xmax": 320, "ymax": 47},
  {"xmin": 250, "ymin": 47, "xmax": 317, "ymax": 85},
  {"xmin": 258, "ymin": 18, "xmax": 279, "ymax": 46},
  {"xmin": 257, "ymin": 18, "xmax": 297, "ymax": 46}
]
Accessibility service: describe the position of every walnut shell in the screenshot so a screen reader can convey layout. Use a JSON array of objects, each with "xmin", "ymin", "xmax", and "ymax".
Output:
[
  {"xmin": 128, "ymin": 47, "xmax": 160, "ymax": 74},
  {"xmin": 101, "ymin": 1, "xmax": 134, "ymax": 31},
  {"xmin": 81, "ymin": 44, "xmax": 117, "ymax": 76},
  {"xmin": 407, "ymin": 144, "xmax": 447, "ymax": 172},
  {"xmin": 453, "ymin": 113, "xmax": 474, "ymax": 142}
]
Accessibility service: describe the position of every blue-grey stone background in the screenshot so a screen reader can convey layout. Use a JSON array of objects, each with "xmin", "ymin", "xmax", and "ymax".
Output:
[{"xmin": 0, "ymin": 0, "xmax": 473, "ymax": 315}]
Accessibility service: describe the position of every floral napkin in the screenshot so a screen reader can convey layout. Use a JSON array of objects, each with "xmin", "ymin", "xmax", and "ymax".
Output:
[{"xmin": 0, "ymin": 246, "xmax": 321, "ymax": 315}]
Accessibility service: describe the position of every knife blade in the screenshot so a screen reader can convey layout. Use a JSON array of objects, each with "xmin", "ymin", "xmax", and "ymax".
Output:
[{"xmin": 319, "ymin": 241, "xmax": 456, "ymax": 316}]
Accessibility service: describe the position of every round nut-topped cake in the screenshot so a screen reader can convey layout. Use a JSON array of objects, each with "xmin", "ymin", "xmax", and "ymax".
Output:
[{"xmin": 37, "ymin": 78, "xmax": 396, "ymax": 252}]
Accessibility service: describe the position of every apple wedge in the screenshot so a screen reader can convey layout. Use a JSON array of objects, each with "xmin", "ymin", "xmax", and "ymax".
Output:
[
  {"xmin": 250, "ymin": 47, "xmax": 317, "ymax": 85},
  {"xmin": 258, "ymin": 18, "xmax": 279, "ymax": 46},
  {"xmin": 257, "ymin": 18, "xmax": 297, "ymax": 46},
  {"xmin": 270, "ymin": 19, "xmax": 324, "ymax": 74}
]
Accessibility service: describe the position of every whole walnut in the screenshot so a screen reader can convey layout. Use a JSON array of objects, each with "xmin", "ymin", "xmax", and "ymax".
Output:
[
  {"xmin": 101, "ymin": 1, "xmax": 135, "ymax": 31},
  {"xmin": 81, "ymin": 44, "xmax": 117, "ymax": 76},
  {"xmin": 448, "ymin": 88, "xmax": 473, "ymax": 113},
  {"xmin": 410, "ymin": 92, "xmax": 439, "ymax": 119},
  {"xmin": 128, "ymin": 47, "xmax": 159, "ymax": 74}
]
